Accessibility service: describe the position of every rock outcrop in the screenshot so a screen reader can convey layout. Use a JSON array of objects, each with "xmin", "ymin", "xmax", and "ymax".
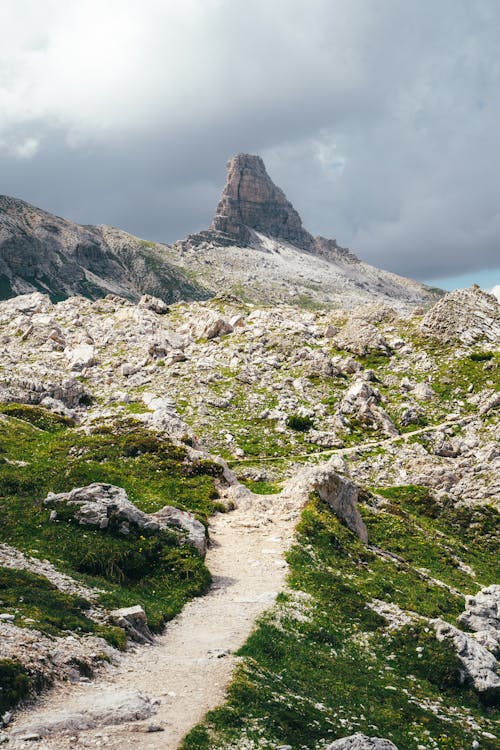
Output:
[
  {"xmin": 44, "ymin": 483, "xmax": 207, "ymax": 555},
  {"xmin": 433, "ymin": 619, "xmax": 500, "ymax": 701},
  {"xmin": 326, "ymin": 735, "xmax": 398, "ymax": 750},
  {"xmin": 0, "ymin": 195, "xmax": 207, "ymax": 303},
  {"xmin": 10, "ymin": 690, "xmax": 156, "ymax": 739},
  {"xmin": 211, "ymin": 153, "xmax": 315, "ymax": 250},
  {"xmin": 458, "ymin": 585, "xmax": 500, "ymax": 656},
  {"xmin": 280, "ymin": 462, "xmax": 368, "ymax": 543},
  {"xmin": 420, "ymin": 285, "xmax": 500, "ymax": 344}
]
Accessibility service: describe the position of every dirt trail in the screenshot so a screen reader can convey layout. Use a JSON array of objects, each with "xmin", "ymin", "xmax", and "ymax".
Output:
[{"xmin": 10, "ymin": 492, "xmax": 299, "ymax": 750}]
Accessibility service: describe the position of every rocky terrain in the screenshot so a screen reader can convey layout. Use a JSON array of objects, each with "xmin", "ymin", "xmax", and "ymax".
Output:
[
  {"xmin": 1, "ymin": 154, "xmax": 441, "ymax": 310},
  {"xmin": 0, "ymin": 155, "xmax": 498, "ymax": 749},
  {"xmin": 0, "ymin": 196, "xmax": 208, "ymax": 303},
  {"xmin": 0, "ymin": 279, "xmax": 497, "ymax": 749}
]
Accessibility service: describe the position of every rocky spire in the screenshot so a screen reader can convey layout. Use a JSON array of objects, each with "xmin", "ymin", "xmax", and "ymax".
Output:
[{"xmin": 211, "ymin": 154, "xmax": 315, "ymax": 250}]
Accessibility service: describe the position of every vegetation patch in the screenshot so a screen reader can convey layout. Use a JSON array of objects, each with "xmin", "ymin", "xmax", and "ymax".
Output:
[
  {"xmin": 0, "ymin": 659, "xmax": 31, "ymax": 715},
  {"xmin": 181, "ymin": 496, "xmax": 499, "ymax": 750},
  {"xmin": 286, "ymin": 414, "xmax": 314, "ymax": 432},
  {"xmin": 0, "ymin": 403, "xmax": 75, "ymax": 432},
  {"xmin": 0, "ymin": 410, "xmax": 218, "ymax": 633}
]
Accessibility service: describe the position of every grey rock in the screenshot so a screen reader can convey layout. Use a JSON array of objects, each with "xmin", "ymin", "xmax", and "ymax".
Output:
[
  {"xmin": 0, "ymin": 194, "xmax": 207, "ymax": 304},
  {"xmin": 10, "ymin": 690, "xmax": 156, "ymax": 738},
  {"xmin": 281, "ymin": 462, "xmax": 368, "ymax": 543},
  {"xmin": 458, "ymin": 585, "xmax": 500, "ymax": 656},
  {"xmin": 138, "ymin": 294, "xmax": 170, "ymax": 314},
  {"xmin": 433, "ymin": 619, "xmax": 500, "ymax": 700},
  {"xmin": 458, "ymin": 585, "xmax": 500, "ymax": 634},
  {"xmin": 420, "ymin": 285, "xmax": 500, "ymax": 344},
  {"xmin": 335, "ymin": 319, "xmax": 390, "ymax": 356},
  {"xmin": 44, "ymin": 483, "xmax": 206, "ymax": 556},
  {"xmin": 326, "ymin": 734, "xmax": 398, "ymax": 749},
  {"xmin": 109, "ymin": 605, "xmax": 154, "ymax": 645},
  {"xmin": 211, "ymin": 153, "xmax": 315, "ymax": 250},
  {"xmin": 151, "ymin": 505, "xmax": 206, "ymax": 556}
]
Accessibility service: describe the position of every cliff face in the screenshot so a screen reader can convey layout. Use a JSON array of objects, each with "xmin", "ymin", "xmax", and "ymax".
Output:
[
  {"xmin": 211, "ymin": 153, "xmax": 315, "ymax": 250},
  {"xmin": 0, "ymin": 196, "xmax": 208, "ymax": 303}
]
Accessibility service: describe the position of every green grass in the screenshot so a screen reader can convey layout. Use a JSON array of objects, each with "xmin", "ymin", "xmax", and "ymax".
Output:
[
  {"xmin": 0, "ymin": 567, "xmax": 125, "ymax": 648},
  {"xmin": 0, "ymin": 409, "xmax": 221, "ymax": 637},
  {"xmin": 0, "ymin": 403, "xmax": 75, "ymax": 432},
  {"xmin": 181, "ymin": 494, "xmax": 499, "ymax": 750},
  {"xmin": 0, "ymin": 659, "xmax": 31, "ymax": 715},
  {"xmin": 238, "ymin": 480, "xmax": 282, "ymax": 495}
]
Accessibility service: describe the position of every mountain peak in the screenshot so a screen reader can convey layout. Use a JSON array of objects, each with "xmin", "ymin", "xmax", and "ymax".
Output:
[{"xmin": 211, "ymin": 153, "xmax": 314, "ymax": 250}]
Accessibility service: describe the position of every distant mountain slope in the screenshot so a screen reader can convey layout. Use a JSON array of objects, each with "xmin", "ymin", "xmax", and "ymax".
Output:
[
  {"xmin": 0, "ymin": 196, "xmax": 208, "ymax": 303},
  {"xmin": 0, "ymin": 155, "xmax": 441, "ymax": 309},
  {"xmin": 173, "ymin": 154, "xmax": 441, "ymax": 310}
]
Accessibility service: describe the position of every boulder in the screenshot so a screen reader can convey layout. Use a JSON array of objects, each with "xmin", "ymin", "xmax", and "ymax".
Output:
[
  {"xmin": 335, "ymin": 320, "xmax": 390, "ymax": 356},
  {"xmin": 44, "ymin": 483, "xmax": 206, "ymax": 555},
  {"xmin": 420, "ymin": 286, "xmax": 500, "ymax": 344},
  {"xmin": 340, "ymin": 379, "xmax": 398, "ymax": 437},
  {"xmin": 109, "ymin": 605, "xmax": 154, "ymax": 645},
  {"xmin": 190, "ymin": 311, "xmax": 233, "ymax": 340},
  {"xmin": 151, "ymin": 506, "xmax": 207, "ymax": 556},
  {"xmin": 10, "ymin": 690, "xmax": 156, "ymax": 738},
  {"xmin": 138, "ymin": 294, "xmax": 170, "ymax": 315},
  {"xmin": 326, "ymin": 734, "xmax": 398, "ymax": 749},
  {"xmin": 433, "ymin": 619, "xmax": 500, "ymax": 700},
  {"xmin": 64, "ymin": 344, "xmax": 96, "ymax": 371},
  {"xmin": 281, "ymin": 461, "xmax": 368, "ymax": 543}
]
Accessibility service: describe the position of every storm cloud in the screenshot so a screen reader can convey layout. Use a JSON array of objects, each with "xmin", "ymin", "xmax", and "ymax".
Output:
[{"xmin": 1, "ymin": 0, "xmax": 499, "ymax": 281}]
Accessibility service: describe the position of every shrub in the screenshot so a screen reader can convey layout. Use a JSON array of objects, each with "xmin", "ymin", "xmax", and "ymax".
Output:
[
  {"xmin": 0, "ymin": 659, "xmax": 31, "ymax": 714},
  {"xmin": 286, "ymin": 414, "xmax": 314, "ymax": 432}
]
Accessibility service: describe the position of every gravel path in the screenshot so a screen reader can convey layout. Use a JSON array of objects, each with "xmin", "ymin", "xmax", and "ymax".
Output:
[{"xmin": 9, "ymin": 491, "xmax": 297, "ymax": 749}]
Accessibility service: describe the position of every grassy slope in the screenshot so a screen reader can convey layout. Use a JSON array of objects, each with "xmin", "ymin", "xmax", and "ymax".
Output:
[
  {"xmin": 181, "ymin": 491, "xmax": 499, "ymax": 750},
  {"xmin": 0, "ymin": 405, "xmax": 223, "ymax": 708}
]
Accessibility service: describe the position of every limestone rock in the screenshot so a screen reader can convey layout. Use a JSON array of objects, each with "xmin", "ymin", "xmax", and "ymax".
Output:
[
  {"xmin": 150, "ymin": 505, "xmax": 207, "ymax": 556},
  {"xmin": 458, "ymin": 585, "xmax": 500, "ymax": 656},
  {"xmin": 138, "ymin": 294, "xmax": 170, "ymax": 315},
  {"xmin": 0, "ymin": 375, "xmax": 90, "ymax": 409},
  {"xmin": 326, "ymin": 734, "xmax": 398, "ymax": 749},
  {"xmin": 459, "ymin": 585, "xmax": 500, "ymax": 633},
  {"xmin": 109, "ymin": 605, "xmax": 154, "ymax": 645},
  {"xmin": 211, "ymin": 153, "xmax": 315, "ymax": 250},
  {"xmin": 44, "ymin": 483, "xmax": 206, "ymax": 556},
  {"xmin": 10, "ymin": 690, "xmax": 156, "ymax": 738},
  {"xmin": 340, "ymin": 379, "xmax": 398, "ymax": 437},
  {"xmin": 335, "ymin": 319, "xmax": 390, "ymax": 356},
  {"xmin": 189, "ymin": 310, "xmax": 233, "ymax": 340},
  {"xmin": 420, "ymin": 286, "xmax": 500, "ymax": 344},
  {"xmin": 281, "ymin": 461, "xmax": 368, "ymax": 543},
  {"xmin": 433, "ymin": 619, "xmax": 500, "ymax": 700},
  {"xmin": 0, "ymin": 194, "xmax": 207, "ymax": 304},
  {"xmin": 65, "ymin": 343, "xmax": 96, "ymax": 371}
]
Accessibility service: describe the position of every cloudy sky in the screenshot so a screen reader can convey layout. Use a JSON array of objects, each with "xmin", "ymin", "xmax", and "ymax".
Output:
[{"xmin": 1, "ymin": 0, "xmax": 499, "ymax": 288}]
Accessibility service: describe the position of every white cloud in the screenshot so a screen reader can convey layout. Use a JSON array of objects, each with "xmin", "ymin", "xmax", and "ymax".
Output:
[
  {"xmin": 0, "ymin": 0, "xmax": 499, "ymax": 280},
  {"xmin": 490, "ymin": 285, "xmax": 500, "ymax": 302},
  {"xmin": 13, "ymin": 137, "xmax": 39, "ymax": 159}
]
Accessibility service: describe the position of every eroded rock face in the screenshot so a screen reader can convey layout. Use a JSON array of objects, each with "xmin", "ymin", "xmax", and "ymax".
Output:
[
  {"xmin": 0, "ymin": 195, "xmax": 207, "ymax": 303},
  {"xmin": 326, "ymin": 734, "xmax": 399, "ymax": 749},
  {"xmin": 211, "ymin": 154, "xmax": 315, "ymax": 250},
  {"xmin": 280, "ymin": 461, "xmax": 368, "ymax": 543},
  {"xmin": 420, "ymin": 285, "xmax": 500, "ymax": 344}
]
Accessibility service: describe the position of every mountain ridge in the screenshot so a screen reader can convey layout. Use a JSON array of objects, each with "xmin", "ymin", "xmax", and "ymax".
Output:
[{"xmin": 0, "ymin": 154, "xmax": 440, "ymax": 309}]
